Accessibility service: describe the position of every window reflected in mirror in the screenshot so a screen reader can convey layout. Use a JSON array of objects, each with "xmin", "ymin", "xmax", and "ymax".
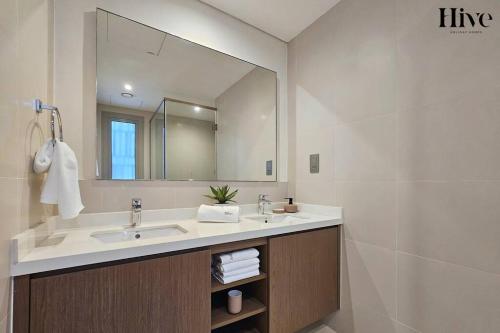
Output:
[{"xmin": 111, "ymin": 120, "xmax": 136, "ymax": 180}]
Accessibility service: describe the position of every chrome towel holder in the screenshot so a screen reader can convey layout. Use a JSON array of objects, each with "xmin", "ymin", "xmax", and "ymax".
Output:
[{"xmin": 33, "ymin": 99, "xmax": 64, "ymax": 146}]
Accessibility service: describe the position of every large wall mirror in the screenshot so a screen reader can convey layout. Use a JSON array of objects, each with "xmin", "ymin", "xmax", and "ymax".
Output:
[{"xmin": 96, "ymin": 9, "xmax": 277, "ymax": 181}]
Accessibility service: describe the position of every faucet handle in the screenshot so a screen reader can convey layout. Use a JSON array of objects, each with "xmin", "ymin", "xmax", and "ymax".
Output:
[
  {"xmin": 259, "ymin": 194, "xmax": 271, "ymax": 202},
  {"xmin": 131, "ymin": 198, "xmax": 142, "ymax": 209}
]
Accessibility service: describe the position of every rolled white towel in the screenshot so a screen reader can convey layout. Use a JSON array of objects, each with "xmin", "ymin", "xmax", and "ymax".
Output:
[
  {"xmin": 215, "ymin": 264, "xmax": 260, "ymax": 278},
  {"xmin": 213, "ymin": 269, "xmax": 260, "ymax": 284},
  {"xmin": 197, "ymin": 204, "xmax": 240, "ymax": 223},
  {"xmin": 217, "ymin": 258, "xmax": 260, "ymax": 273},
  {"xmin": 214, "ymin": 248, "xmax": 259, "ymax": 264},
  {"xmin": 33, "ymin": 139, "xmax": 54, "ymax": 174}
]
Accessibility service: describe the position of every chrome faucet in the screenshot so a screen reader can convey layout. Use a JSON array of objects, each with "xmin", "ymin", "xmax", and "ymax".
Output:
[
  {"xmin": 257, "ymin": 194, "xmax": 271, "ymax": 215},
  {"xmin": 131, "ymin": 198, "xmax": 142, "ymax": 227}
]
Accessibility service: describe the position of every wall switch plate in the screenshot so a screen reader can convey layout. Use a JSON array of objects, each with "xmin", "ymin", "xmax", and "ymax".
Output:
[
  {"xmin": 266, "ymin": 160, "xmax": 273, "ymax": 175},
  {"xmin": 310, "ymin": 154, "xmax": 319, "ymax": 173}
]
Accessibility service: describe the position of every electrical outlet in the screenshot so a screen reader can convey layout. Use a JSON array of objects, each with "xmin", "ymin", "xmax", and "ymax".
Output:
[
  {"xmin": 266, "ymin": 160, "xmax": 273, "ymax": 175},
  {"xmin": 310, "ymin": 154, "xmax": 319, "ymax": 173}
]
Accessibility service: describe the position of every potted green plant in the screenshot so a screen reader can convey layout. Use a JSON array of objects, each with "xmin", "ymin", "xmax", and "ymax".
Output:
[{"xmin": 204, "ymin": 185, "xmax": 238, "ymax": 205}]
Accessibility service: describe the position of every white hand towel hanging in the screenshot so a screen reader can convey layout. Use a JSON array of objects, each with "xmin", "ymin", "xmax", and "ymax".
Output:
[
  {"xmin": 33, "ymin": 139, "xmax": 54, "ymax": 174},
  {"xmin": 40, "ymin": 139, "xmax": 84, "ymax": 219}
]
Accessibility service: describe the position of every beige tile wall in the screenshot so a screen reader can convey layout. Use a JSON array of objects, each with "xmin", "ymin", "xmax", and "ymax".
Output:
[
  {"xmin": 288, "ymin": 0, "xmax": 500, "ymax": 332},
  {"xmin": 0, "ymin": 0, "xmax": 53, "ymax": 329}
]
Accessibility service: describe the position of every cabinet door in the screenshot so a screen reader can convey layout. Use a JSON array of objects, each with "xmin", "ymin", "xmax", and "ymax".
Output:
[
  {"xmin": 269, "ymin": 227, "xmax": 339, "ymax": 333},
  {"xmin": 30, "ymin": 250, "xmax": 211, "ymax": 333}
]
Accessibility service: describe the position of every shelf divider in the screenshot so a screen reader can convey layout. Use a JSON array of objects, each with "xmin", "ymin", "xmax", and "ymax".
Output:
[
  {"xmin": 211, "ymin": 272, "xmax": 267, "ymax": 293},
  {"xmin": 211, "ymin": 297, "xmax": 266, "ymax": 330}
]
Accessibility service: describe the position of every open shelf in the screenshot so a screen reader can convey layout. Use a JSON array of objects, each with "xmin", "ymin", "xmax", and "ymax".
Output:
[
  {"xmin": 211, "ymin": 297, "xmax": 266, "ymax": 330},
  {"xmin": 210, "ymin": 237, "xmax": 268, "ymax": 332},
  {"xmin": 211, "ymin": 315, "xmax": 262, "ymax": 333},
  {"xmin": 213, "ymin": 325, "xmax": 260, "ymax": 333},
  {"xmin": 211, "ymin": 272, "xmax": 267, "ymax": 293}
]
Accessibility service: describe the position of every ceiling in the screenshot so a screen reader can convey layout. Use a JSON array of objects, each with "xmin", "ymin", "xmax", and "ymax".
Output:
[
  {"xmin": 199, "ymin": 0, "xmax": 342, "ymax": 42},
  {"xmin": 97, "ymin": 10, "xmax": 261, "ymax": 115}
]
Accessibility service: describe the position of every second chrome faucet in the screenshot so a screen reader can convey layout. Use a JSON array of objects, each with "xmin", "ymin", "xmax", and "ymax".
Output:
[{"xmin": 131, "ymin": 198, "xmax": 142, "ymax": 227}]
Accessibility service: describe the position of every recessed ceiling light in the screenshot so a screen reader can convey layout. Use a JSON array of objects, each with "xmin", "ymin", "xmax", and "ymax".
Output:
[
  {"xmin": 124, "ymin": 84, "xmax": 133, "ymax": 91},
  {"xmin": 121, "ymin": 92, "xmax": 134, "ymax": 98},
  {"xmin": 194, "ymin": 106, "xmax": 201, "ymax": 112}
]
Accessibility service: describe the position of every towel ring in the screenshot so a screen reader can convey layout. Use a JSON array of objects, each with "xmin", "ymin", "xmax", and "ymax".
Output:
[{"xmin": 33, "ymin": 99, "xmax": 64, "ymax": 146}]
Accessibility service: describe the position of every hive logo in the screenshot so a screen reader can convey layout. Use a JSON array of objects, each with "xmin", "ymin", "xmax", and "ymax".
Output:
[{"xmin": 439, "ymin": 8, "xmax": 493, "ymax": 34}]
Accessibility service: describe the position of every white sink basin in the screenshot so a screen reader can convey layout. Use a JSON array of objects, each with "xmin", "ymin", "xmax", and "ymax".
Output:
[
  {"xmin": 91, "ymin": 225, "xmax": 187, "ymax": 243},
  {"xmin": 245, "ymin": 214, "xmax": 311, "ymax": 224}
]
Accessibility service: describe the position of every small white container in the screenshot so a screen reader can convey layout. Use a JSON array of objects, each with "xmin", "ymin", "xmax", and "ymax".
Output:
[{"xmin": 227, "ymin": 289, "xmax": 242, "ymax": 314}]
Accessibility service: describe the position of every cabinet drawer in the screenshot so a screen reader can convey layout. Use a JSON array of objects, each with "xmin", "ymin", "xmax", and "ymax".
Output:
[{"xmin": 29, "ymin": 250, "xmax": 211, "ymax": 333}]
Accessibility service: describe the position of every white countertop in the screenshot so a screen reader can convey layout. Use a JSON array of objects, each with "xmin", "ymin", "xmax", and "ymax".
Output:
[{"xmin": 11, "ymin": 203, "xmax": 342, "ymax": 276}]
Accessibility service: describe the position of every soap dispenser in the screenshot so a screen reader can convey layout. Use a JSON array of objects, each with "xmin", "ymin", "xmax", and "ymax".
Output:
[{"xmin": 284, "ymin": 197, "xmax": 298, "ymax": 213}]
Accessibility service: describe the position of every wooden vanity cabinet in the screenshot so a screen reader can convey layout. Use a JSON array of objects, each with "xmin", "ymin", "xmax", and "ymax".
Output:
[
  {"xmin": 268, "ymin": 227, "xmax": 340, "ymax": 333},
  {"xmin": 27, "ymin": 250, "xmax": 211, "ymax": 333},
  {"xmin": 15, "ymin": 227, "xmax": 340, "ymax": 333}
]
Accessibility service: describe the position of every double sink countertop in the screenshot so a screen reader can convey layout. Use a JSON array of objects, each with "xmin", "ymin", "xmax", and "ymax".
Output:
[{"xmin": 11, "ymin": 203, "xmax": 343, "ymax": 276}]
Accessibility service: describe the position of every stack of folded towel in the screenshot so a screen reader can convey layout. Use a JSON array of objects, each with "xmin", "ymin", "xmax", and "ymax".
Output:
[{"xmin": 212, "ymin": 248, "xmax": 260, "ymax": 284}]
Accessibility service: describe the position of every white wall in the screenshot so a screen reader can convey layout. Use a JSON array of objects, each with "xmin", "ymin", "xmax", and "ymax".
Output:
[
  {"xmin": 216, "ymin": 68, "xmax": 277, "ymax": 181},
  {"xmin": 53, "ymin": 0, "xmax": 288, "ymax": 182}
]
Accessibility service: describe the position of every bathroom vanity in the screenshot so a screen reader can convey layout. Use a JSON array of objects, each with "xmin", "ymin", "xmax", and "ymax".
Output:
[{"xmin": 11, "ymin": 204, "xmax": 342, "ymax": 333}]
